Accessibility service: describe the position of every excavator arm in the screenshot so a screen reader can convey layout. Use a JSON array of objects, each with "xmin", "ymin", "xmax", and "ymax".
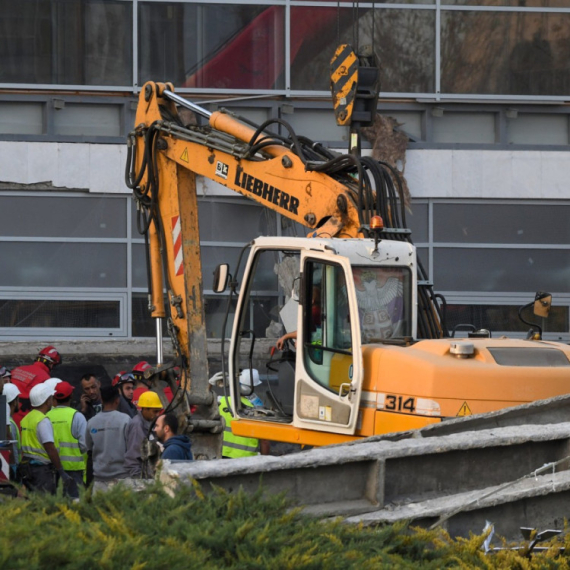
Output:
[{"xmin": 126, "ymin": 81, "xmax": 444, "ymax": 458}]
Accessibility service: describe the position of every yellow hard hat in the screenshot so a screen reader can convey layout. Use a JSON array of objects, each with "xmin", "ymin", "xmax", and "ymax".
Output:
[{"xmin": 138, "ymin": 391, "xmax": 162, "ymax": 409}]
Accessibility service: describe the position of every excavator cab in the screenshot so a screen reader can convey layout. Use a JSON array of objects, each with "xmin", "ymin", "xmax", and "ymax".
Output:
[{"xmin": 220, "ymin": 235, "xmax": 417, "ymax": 442}]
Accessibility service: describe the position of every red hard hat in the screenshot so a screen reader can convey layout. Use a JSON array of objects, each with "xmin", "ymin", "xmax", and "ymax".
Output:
[
  {"xmin": 132, "ymin": 361, "xmax": 152, "ymax": 374},
  {"xmin": 38, "ymin": 346, "xmax": 61, "ymax": 366}
]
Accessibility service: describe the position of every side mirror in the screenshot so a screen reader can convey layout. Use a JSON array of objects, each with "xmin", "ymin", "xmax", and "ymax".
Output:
[
  {"xmin": 533, "ymin": 291, "xmax": 552, "ymax": 319},
  {"xmin": 213, "ymin": 264, "xmax": 230, "ymax": 293}
]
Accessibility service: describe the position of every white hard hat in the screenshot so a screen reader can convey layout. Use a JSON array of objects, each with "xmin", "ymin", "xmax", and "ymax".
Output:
[
  {"xmin": 2, "ymin": 383, "xmax": 20, "ymax": 404},
  {"xmin": 30, "ymin": 383, "xmax": 56, "ymax": 407},
  {"xmin": 44, "ymin": 378, "xmax": 63, "ymax": 390},
  {"xmin": 238, "ymin": 369, "xmax": 261, "ymax": 387}
]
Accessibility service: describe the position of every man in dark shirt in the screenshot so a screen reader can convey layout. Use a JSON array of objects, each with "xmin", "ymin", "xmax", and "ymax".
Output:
[
  {"xmin": 79, "ymin": 373, "xmax": 102, "ymax": 421},
  {"xmin": 154, "ymin": 413, "xmax": 193, "ymax": 461}
]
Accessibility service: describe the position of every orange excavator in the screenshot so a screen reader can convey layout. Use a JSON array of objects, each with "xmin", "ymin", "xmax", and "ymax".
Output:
[{"xmin": 126, "ymin": 81, "xmax": 570, "ymax": 459}]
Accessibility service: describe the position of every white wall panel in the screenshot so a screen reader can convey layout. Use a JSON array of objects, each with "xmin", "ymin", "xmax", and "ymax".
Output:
[
  {"xmin": 510, "ymin": 151, "xmax": 541, "ymax": 200},
  {"xmin": 405, "ymin": 149, "xmax": 453, "ymax": 198},
  {"xmin": 0, "ymin": 141, "xmax": 31, "ymax": 184},
  {"xmin": 0, "ymin": 143, "xmax": 569, "ymax": 202}
]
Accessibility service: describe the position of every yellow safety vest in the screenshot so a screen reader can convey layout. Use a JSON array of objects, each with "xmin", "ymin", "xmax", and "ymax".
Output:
[
  {"xmin": 8, "ymin": 418, "xmax": 21, "ymax": 466},
  {"xmin": 218, "ymin": 396, "xmax": 259, "ymax": 458},
  {"xmin": 47, "ymin": 406, "xmax": 85, "ymax": 472},
  {"xmin": 21, "ymin": 409, "xmax": 50, "ymax": 462}
]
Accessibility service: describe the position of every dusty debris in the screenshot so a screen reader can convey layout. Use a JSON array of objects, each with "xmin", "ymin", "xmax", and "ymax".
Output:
[{"xmin": 361, "ymin": 114, "xmax": 411, "ymax": 207}]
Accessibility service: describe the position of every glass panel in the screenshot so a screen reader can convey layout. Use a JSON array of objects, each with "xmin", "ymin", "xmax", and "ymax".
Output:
[
  {"xmin": 433, "ymin": 204, "xmax": 570, "ymax": 244},
  {"xmin": 237, "ymin": 249, "xmax": 298, "ymax": 346},
  {"xmin": 285, "ymin": 109, "xmax": 349, "ymax": 142},
  {"xmin": 132, "ymin": 243, "xmax": 148, "ymax": 289},
  {"xmin": 508, "ymin": 114, "xmax": 569, "ymax": 145},
  {"xmin": 0, "ymin": 299, "xmax": 120, "ymax": 328},
  {"xmin": 352, "ymin": 266, "xmax": 412, "ymax": 342},
  {"xmin": 443, "ymin": 0, "xmax": 568, "ymax": 5},
  {"xmin": 0, "ymin": 196, "xmax": 126, "ymax": 238},
  {"xmin": 0, "ymin": 103, "xmax": 43, "ymax": 135},
  {"xmin": 0, "ymin": 0, "xmax": 132, "ymax": 86},
  {"xmin": 442, "ymin": 11, "xmax": 570, "ymax": 96},
  {"xmin": 406, "ymin": 202, "xmax": 428, "ymax": 242},
  {"xmin": 432, "ymin": 113, "xmax": 496, "ymax": 144},
  {"xmin": 53, "ymin": 104, "xmax": 121, "ymax": 137},
  {"xmin": 132, "ymin": 200, "xmax": 277, "ymax": 241},
  {"xmin": 434, "ymin": 248, "xmax": 570, "ymax": 292},
  {"xmin": 131, "ymin": 293, "xmax": 167, "ymax": 337},
  {"xmin": 133, "ymin": 242, "xmax": 256, "ymax": 290},
  {"xmin": 303, "ymin": 260, "xmax": 353, "ymax": 395},
  {"xmin": 291, "ymin": 8, "xmax": 435, "ymax": 93},
  {"xmin": 199, "ymin": 201, "xmax": 276, "ymax": 242},
  {"xmin": 446, "ymin": 304, "xmax": 568, "ymax": 335},
  {"xmin": 204, "ymin": 295, "xmax": 237, "ymax": 339},
  {"xmin": 139, "ymin": 3, "xmax": 284, "ymax": 89},
  {"xmin": 134, "ymin": 293, "xmax": 238, "ymax": 339},
  {"xmin": 0, "ymin": 243, "xmax": 127, "ymax": 288},
  {"xmin": 202, "ymin": 246, "xmax": 246, "ymax": 291}
]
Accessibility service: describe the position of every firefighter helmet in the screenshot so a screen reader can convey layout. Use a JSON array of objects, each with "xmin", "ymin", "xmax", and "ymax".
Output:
[
  {"xmin": 37, "ymin": 346, "xmax": 62, "ymax": 366},
  {"xmin": 112, "ymin": 370, "xmax": 127, "ymax": 386},
  {"xmin": 116, "ymin": 372, "xmax": 135, "ymax": 387}
]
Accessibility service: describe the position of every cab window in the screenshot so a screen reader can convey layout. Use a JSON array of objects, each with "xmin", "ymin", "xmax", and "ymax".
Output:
[{"xmin": 303, "ymin": 260, "xmax": 353, "ymax": 394}]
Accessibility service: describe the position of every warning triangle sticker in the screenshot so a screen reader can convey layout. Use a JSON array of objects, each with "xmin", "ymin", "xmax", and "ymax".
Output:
[
  {"xmin": 456, "ymin": 401, "xmax": 472, "ymax": 417},
  {"xmin": 180, "ymin": 148, "xmax": 189, "ymax": 163}
]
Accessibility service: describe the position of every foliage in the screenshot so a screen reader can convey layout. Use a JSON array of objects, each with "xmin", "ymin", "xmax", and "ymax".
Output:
[{"xmin": 0, "ymin": 482, "xmax": 569, "ymax": 570}]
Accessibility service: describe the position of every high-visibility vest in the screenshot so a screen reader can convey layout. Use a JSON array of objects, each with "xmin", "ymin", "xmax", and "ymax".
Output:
[
  {"xmin": 47, "ymin": 406, "xmax": 85, "ymax": 471},
  {"xmin": 21, "ymin": 409, "xmax": 50, "ymax": 462},
  {"xmin": 8, "ymin": 417, "xmax": 21, "ymax": 466},
  {"xmin": 218, "ymin": 396, "xmax": 259, "ymax": 458}
]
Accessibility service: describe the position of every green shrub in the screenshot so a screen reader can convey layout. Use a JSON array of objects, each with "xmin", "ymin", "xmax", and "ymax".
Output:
[{"xmin": 0, "ymin": 482, "xmax": 568, "ymax": 569}]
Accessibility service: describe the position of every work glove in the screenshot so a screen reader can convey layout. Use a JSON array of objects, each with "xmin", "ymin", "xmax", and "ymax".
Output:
[
  {"xmin": 58, "ymin": 469, "xmax": 79, "ymax": 499},
  {"xmin": 208, "ymin": 371, "xmax": 227, "ymax": 387}
]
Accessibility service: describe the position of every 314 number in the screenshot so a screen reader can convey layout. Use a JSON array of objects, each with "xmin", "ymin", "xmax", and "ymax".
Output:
[{"xmin": 385, "ymin": 395, "xmax": 416, "ymax": 413}]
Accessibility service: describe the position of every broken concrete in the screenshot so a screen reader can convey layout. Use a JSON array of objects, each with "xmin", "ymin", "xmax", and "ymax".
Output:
[{"xmin": 160, "ymin": 422, "xmax": 570, "ymax": 541}]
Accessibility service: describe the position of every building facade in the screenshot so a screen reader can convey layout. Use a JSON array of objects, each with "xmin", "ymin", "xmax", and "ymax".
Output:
[{"xmin": 1, "ymin": 0, "xmax": 569, "ymax": 343}]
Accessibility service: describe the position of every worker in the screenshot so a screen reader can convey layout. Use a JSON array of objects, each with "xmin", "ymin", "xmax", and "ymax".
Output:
[
  {"xmin": 19, "ymin": 383, "xmax": 77, "ymax": 496},
  {"xmin": 154, "ymin": 413, "xmax": 193, "ymax": 461},
  {"xmin": 215, "ymin": 370, "xmax": 269, "ymax": 458},
  {"xmin": 11, "ymin": 346, "xmax": 62, "ymax": 427},
  {"xmin": 124, "ymin": 390, "xmax": 162, "ymax": 478},
  {"xmin": 131, "ymin": 361, "xmax": 152, "ymax": 406},
  {"xmin": 85, "ymin": 385, "xmax": 131, "ymax": 493},
  {"xmin": 0, "ymin": 366, "xmax": 11, "ymax": 391},
  {"xmin": 114, "ymin": 372, "xmax": 137, "ymax": 418},
  {"xmin": 3, "ymin": 383, "xmax": 21, "ymax": 480},
  {"xmin": 11, "ymin": 346, "xmax": 61, "ymax": 392},
  {"xmin": 47, "ymin": 381, "xmax": 86, "ymax": 497},
  {"xmin": 276, "ymin": 285, "xmax": 322, "ymax": 350},
  {"xmin": 276, "ymin": 331, "xmax": 297, "ymax": 351},
  {"xmin": 79, "ymin": 373, "xmax": 102, "ymax": 421}
]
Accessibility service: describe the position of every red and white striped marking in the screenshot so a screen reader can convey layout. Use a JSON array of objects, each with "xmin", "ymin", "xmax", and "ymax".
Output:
[
  {"xmin": 0, "ymin": 449, "xmax": 10, "ymax": 481},
  {"xmin": 171, "ymin": 215, "xmax": 183, "ymax": 276}
]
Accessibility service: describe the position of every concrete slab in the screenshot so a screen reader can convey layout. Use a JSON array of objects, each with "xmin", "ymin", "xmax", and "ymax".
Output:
[
  {"xmin": 346, "ymin": 471, "xmax": 570, "ymax": 542},
  {"xmin": 160, "ymin": 423, "xmax": 570, "ymax": 525}
]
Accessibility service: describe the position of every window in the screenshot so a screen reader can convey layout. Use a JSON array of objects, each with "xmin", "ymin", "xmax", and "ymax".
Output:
[
  {"xmin": 353, "ymin": 266, "xmax": 412, "ymax": 343},
  {"xmin": 0, "ymin": 1, "xmax": 132, "ymax": 86},
  {"xmin": 138, "ymin": 3, "xmax": 283, "ymax": 89},
  {"xmin": 303, "ymin": 260, "xmax": 353, "ymax": 394}
]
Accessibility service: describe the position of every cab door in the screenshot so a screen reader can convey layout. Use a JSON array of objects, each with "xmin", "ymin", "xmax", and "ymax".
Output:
[{"xmin": 293, "ymin": 251, "xmax": 363, "ymax": 435}]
